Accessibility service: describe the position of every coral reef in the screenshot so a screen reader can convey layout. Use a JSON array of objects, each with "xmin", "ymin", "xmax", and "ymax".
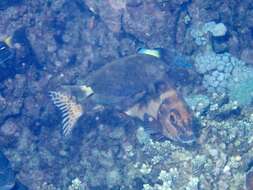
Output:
[
  {"xmin": 189, "ymin": 20, "xmax": 253, "ymax": 107},
  {"xmin": 0, "ymin": 0, "xmax": 253, "ymax": 189},
  {"xmin": 192, "ymin": 35, "xmax": 253, "ymax": 107}
]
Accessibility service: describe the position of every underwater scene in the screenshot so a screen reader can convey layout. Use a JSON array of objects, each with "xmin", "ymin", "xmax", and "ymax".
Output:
[{"xmin": 0, "ymin": 0, "xmax": 253, "ymax": 190}]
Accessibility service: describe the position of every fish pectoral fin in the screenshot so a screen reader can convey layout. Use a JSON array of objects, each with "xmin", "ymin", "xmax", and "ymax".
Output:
[
  {"xmin": 49, "ymin": 91, "xmax": 83, "ymax": 136},
  {"xmin": 141, "ymin": 119, "xmax": 167, "ymax": 142},
  {"xmin": 125, "ymin": 104, "xmax": 145, "ymax": 120}
]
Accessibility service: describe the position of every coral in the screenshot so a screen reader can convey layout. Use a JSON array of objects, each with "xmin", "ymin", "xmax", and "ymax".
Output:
[
  {"xmin": 142, "ymin": 166, "xmax": 200, "ymax": 190},
  {"xmin": 140, "ymin": 163, "xmax": 152, "ymax": 175},
  {"xmin": 194, "ymin": 49, "xmax": 253, "ymax": 106},
  {"xmin": 185, "ymin": 94, "xmax": 210, "ymax": 116},
  {"xmin": 227, "ymin": 71, "xmax": 253, "ymax": 106},
  {"xmin": 68, "ymin": 178, "xmax": 87, "ymax": 190},
  {"xmin": 129, "ymin": 108, "xmax": 253, "ymax": 190},
  {"xmin": 203, "ymin": 22, "xmax": 227, "ymax": 37},
  {"xmin": 190, "ymin": 21, "xmax": 253, "ymax": 106},
  {"xmin": 136, "ymin": 127, "xmax": 151, "ymax": 145},
  {"xmin": 143, "ymin": 170, "xmax": 174, "ymax": 190},
  {"xmin": 106, "ymin": 169, "xmax": 121, "ymax": 188},
  {"xmin": 190, "ymin": 22, "xmax": 227, "ymax": 46},
  {"xmin": 241, "ymin": 48, "xmax": 253, "ymax": 65}
]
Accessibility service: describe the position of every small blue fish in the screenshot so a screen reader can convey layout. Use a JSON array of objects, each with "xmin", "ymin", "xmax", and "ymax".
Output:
[
  {"xmin": 138, "ymin": 48, "xmax": 161, "ymax": 58},
  {"xmin": 138, "ymin": 48, "xmax": 193, "ymax": 69},
  {"xmin": 172, "ymin": 55, "xmax": 193, "ymax": 69}
]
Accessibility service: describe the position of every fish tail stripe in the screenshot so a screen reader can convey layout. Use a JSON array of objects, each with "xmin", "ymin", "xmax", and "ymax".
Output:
[
  {"xmin": 58, "ymin": 105, "xmax": 69, "ymax": 111},
  {"xmin": 63, "ymin": 118, "xmax": 74, "ymax": 135},
  {"xmin": 62, "ymin": 115, "xmax": 70, "ymax": 124},
  {"xmin": 49, "ymin": 91, "xmax": 83, "ymax": 136},
  {"xmin": 54, "ymin": 102, "xmax": 69, "ymax": 107},
  {"xmin": 62, "ymin": 111, "xmax": 70, "ymax": 117}
]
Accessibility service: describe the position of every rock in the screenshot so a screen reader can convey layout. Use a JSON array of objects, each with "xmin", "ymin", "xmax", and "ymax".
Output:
[
  {"xmin": 0, "ymin": 95, "xmax": 7, "ymax": 112},
  {"xmin": 85, "ymin": 0, "xmax": 125, "ymax": 33},
  {"xmin": 0, "ymin": 75, "xmax": 26, "ymax": 126},
  {"xmin": 108, "ymin": 127, "xmax": 125, "ymax": 140},
  {"xmin": 12, "ymin": 180, "xmax": 28, "ymax": 190},
  {"xmin": 0, "ymin": 119, "xmax": 20, "ymax": 147},
  {"xmin": 247, "ymin": 169, "xmax": 253, "ymax": 190},
  {"xmin": 122, "ymin": 1, "xmax": 171, "ymax": 46}
]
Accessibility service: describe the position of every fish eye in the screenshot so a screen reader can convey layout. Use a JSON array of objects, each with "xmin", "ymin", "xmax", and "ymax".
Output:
[
  {"xmin": 169, "ymin": 110, "xmax": 179, "ymax": 125},
  {"xmin": 169, "ymin": 113, "xmax": 176, "ymax": 124}
]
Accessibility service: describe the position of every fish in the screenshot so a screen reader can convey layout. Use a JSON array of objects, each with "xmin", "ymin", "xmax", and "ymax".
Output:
[{"xmin": 49, "ymin": 49, "xmax": 197, "ymax": 143}]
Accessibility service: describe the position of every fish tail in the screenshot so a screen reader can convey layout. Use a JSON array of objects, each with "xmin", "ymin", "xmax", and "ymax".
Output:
[{"xmin": 49, "ymin": 91, "xmax": 83, "ymax": 136}]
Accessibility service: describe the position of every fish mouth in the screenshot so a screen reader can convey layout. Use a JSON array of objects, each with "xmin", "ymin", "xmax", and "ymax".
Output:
[
  {"xmin": 177, "ymin": 119, "xmax": 199, "ymax": 144},
  {"xmin": 177, "ymin": 133, "xmax": 197, "ymax": 144},
  {"xmin": 162, "ymin": 126, "xmax": 197, "ymax": 144},
  {"xmin": 167, "ymin": 120, "xmax": 198, "ymax": 144}
]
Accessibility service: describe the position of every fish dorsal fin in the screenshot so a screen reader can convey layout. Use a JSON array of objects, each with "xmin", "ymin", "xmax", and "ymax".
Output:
[{"xmin": 49, "ymin": 91, "xmax": 83, "ymax": 135}]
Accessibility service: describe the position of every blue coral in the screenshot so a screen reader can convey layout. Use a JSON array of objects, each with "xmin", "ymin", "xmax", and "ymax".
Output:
[
  {"xmin": 194, "ymin": 51, "xmax": 253, "ymax": 106},
  {"xmin": 228, "ymin": 75, "xmax": 253, "ymax": 106}
]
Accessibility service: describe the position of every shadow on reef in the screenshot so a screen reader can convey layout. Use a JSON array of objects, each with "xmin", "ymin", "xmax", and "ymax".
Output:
[
  {"xmin": 0, "ymin": 28, "xmax": 41, "ymax": 82},
  {"xmin": 0, "ymin": 151, "xmax": 28, "ymax": 190},
  {"xmin": 0, "ymin": 0, "xmax": 24, "ymax": 10},
  {"xmin": 246, "ymin": 162, "xmax": 253, "ymax": 190}
]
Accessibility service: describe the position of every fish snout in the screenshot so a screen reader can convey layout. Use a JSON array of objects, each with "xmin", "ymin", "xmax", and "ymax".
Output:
[
  {"xmin": 177, "ymin": 120, "xmax": 197, "ymax": 144},
  {"xmin": 158, "ymin": 97, "xmax": 197, "ymax": 144}
]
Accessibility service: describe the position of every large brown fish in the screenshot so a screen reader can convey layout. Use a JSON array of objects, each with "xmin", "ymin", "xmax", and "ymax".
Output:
[{"xmin": 50, "ymin": 49, "xmax": 197, "ymax": 144}]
